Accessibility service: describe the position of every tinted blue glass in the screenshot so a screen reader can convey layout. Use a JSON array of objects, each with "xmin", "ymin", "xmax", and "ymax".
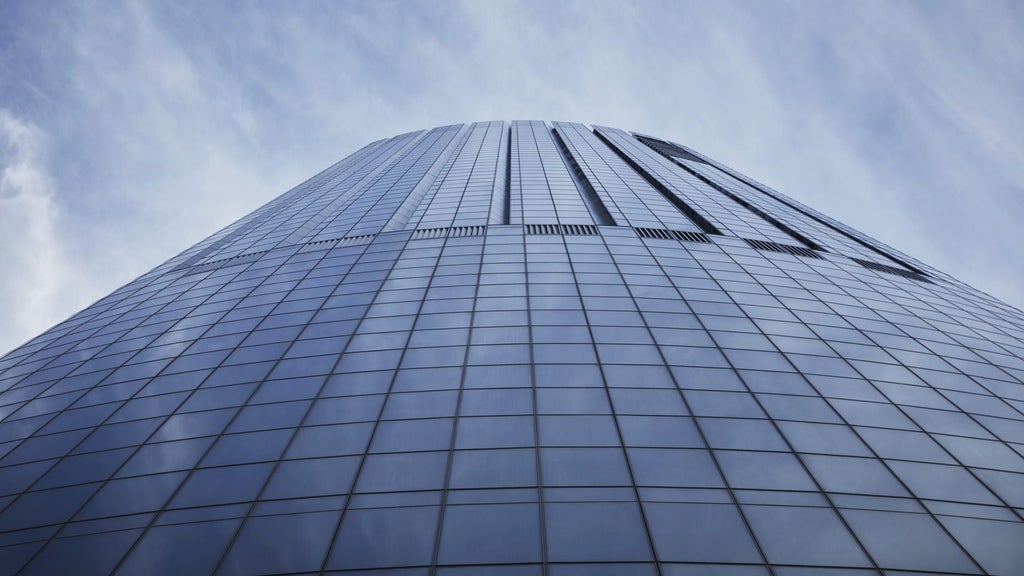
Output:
[
  {"xmin": 541, "ymin": 448, "xmax": 631, "ymax": 486},
  {"xmin": 78, "ymin": 472, "xmax": 185, "ymax": 519},
  {"xmin": 618, "ymin": 416, "xmax": 702, "ymax": 448},
  {"xmin": 716, "ymin": 451, "xmax": 816, "ymax": 490},
  {"xmin": 628, "ymin": 448, "xmax": 723, "ymax": 487},
  {"xmin": 0, "ymin": 541, "xmax": 43, "ymax": 576},
  {"xmin": 21, "ymin": 529, "xmax": 141, "ymax": 576},
  {"xmin": 841, "ymin": 509, "xmax": 979, "ymax": 572},
  {"xmin": 545, "ymin": 501, "xmax": 652, "ymax": 562},
  {"xmin": 539, "ymin": 415, "xmax": 619, "ymax": 446},
  {"xmin": 2, "ymin": 121, "xmax": 1022, "ymax": 575},
  {"xmin": 355, "ymin": 451, "xmax": 448, "ymax": 492},
  {"xmin": 888, "ymin": 460, "xmax": 1000, "ymax": 504},
  {"xmin": 170, "ymin": 463, "xmax": 272, "ymax": 507},
  {"xmin": 744, "ymin": 505, "xmax": 871, "ymax": 566},
  {"xmin": 116, "ymin": 436, "xmax": 211, "ymax": 473},
  {"xmin": 0, "ymin": 460, "xmax": 51, "ymax": 496},
  {"xmin": 644, "ymin": 502, "xmax": 761, "ymax": 562},
  {"xmin": 228, "ymin": 401, "xmax": 309, "ymax": 432},
  {"xmin": 33, "ymin": 447, "xmax": 132, "ymax": 489},
  {"xmin": 263, "ymin": 456, "xmax": 360, "ymax": 499},
  {"xmin": 286, "ymin": 423, "xmax": 373, "ymax": 459},
  {"xmin": 218, "ymin": 511, "xmax": 338, "ymax": 575},
  {"xmin": 438, "ymin": 503, "xmax": 542, "ymax": 564},
  {"xmin": 76, "ymin": 418, "xmax": 162, "ymax": 452},
  {"xmin": 370, "ymin": 418, "xmax": 453, "ymax": 452},
  {"xmin": 201, "ymin": 429, "xmax": 291, "ymax": 466},
  {"xmin": 449, "ymin": 448, "xmax": 536, "ymax": 488},
  {"xmin": 939, "ymin": 516, "xmax": 1024, "ymax": 575},
  {"xmin": 152, "ymin": 408, "xmax": 236, "ymax": 441},
  {"xmin": 0, "ymin": 483, "xmax": 98, "ymax": 531},
  {"xmin": 116, "ymin": 519, "xmax": 240, "ymax": 576},
  {"xmin": 306, "ymin": 395, "xmax": 385, "ymax": 425},
  {"xmin": 455, "ymin": 416, "xmax": 534, "ymax": 449},
  {"xmin": 802, "ymin": 454, "xmax": 907, "ymax": 496},
  {"xmin": 328, "ymin": 506, "xmax": 439, "ymax": 569},
  {"xmin": 699, "ymin": 418, "xmax": 787, "ymax": 450}
]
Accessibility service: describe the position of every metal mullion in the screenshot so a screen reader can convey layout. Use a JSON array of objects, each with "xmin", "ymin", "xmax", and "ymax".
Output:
[
  {"xmin": 427, "ymin": 233, "xmax": 486, "ymax": 575},
  {"xmin": 596, "ymin": 231, "xmax": 781, "ymax": 576},
  {"xmin": 0, "ymin": 269, "xmax": 251, "ymax": 497},
  {"xmin": 0, "ymin": 269, "xmax": 215, "ymax": 424},
  {"xmin": 678, "ymin": 240, "xmax": 959, "ymax": 574},
  {"xmin": 314, "ymin": 230, "xmax": 455, "ymax": 574},
  {"xmin": 183, "ymin": 244, "xmax": 404, "ymax": 575},
  {"xmin": 763, "ymin": 249, "xmax": 1024, "ymax": 531},
  {"xmin": 557, "ymin": 233, "xmax": 663, "ymax": 575},
  {"xmin": 13, "ymin": 247, "xmax": 324, "ymax": 575},
  {"xmin": 522, "ymin": 228, "xmax": 551, "ymax": 576}
]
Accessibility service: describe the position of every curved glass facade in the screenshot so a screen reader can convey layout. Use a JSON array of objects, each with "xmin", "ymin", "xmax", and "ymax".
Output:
[{"xmin": 1, "ymin": 121, "xmax": 1022, "ymax": 575}]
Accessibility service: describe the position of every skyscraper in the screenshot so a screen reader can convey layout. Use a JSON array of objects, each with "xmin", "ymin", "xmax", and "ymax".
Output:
[{"xmin": 0, "ymin": 120, "xmax": 1022, "ymax": 575}]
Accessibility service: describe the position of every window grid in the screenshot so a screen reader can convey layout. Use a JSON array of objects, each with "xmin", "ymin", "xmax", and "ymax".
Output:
[{"xmin": 1, "ymin": 122, "xmax": 1022, "ymax": 576}]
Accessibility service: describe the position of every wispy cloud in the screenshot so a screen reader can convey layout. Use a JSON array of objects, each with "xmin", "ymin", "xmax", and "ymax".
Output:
[
  {"xmin": 0, "ymin": 110, "xmax": 88, "ymax": 352},
  {"xmin": 0, "ymin": 0, "xmax": 1022, "ymax": 352}
]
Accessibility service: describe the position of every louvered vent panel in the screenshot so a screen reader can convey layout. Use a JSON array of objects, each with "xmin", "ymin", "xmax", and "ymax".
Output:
[
  {"xmin": 744, "ymin": 238, "xmax": 822, "ymax": 259},
  {"xmin": 335, "ymin": 234, "xmax": 377, "ymax": 247},
  {"xmin": 297, "ymin": 238, "xmax": 340, "ymax": 253},
  {"xmin": 525, "ymin": 224, "xmax": 599, "ymax": 236},
  {"xmin": 301, "ymin": 234, "xmax": 377, "ymax": 251},
  {"xmin": 450, "ymin": 225, "xmax": 486, "ymax": 238},
  {"xmin": 851, "ymin": 258, "xmax": 931, "ymax": 283},
  {"xmin": 181, "ymin": 250, "xmax": 271, "ymax": 276},
  {"xmin": 411, "ymin": 226, "xmax": 487, "ymax": 240},
  {"xmin": 634, "ymin": 227, "xmax": 711, "ymax": 243},
  {"xmin": 411, "ymin": 228, "xmax": 449, "ymax": 240}
]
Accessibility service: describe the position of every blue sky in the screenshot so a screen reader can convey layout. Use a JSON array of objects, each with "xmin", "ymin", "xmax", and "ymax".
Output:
[{"xmin": 1, "ymin": 0, "xmax": 1022, "ymax": 354}]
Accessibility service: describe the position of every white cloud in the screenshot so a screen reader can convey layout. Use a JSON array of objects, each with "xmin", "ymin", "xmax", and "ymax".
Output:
[
  {"xmin": 0, "ymin": 110, "xmax": 90, "ymax": 353},
  {"xmin": 0, "ymin": 0, "xmax": 1022, "ymax": 354}
]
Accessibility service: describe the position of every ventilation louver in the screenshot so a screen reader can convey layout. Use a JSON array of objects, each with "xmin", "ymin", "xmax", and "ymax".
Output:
[
  {"xmin": 411, "ymin": 226, "xmax": 486, "ymax": 240},
  {"xmin": 851, "ymin": 258, "xmax": 931, "ymax": 282},
  {"xmin": 525, "ymin": 224, "xmax": 600, "ymax": 235},
  {"xmin": 744, "ymin": 238, "xmax": 822, "ymax": 259},
  {"xmin": 180, "ymin": 250, "xmax": 271, "ymax": 276},
  {"xmin": 634, "ymin": 227, "xmax": 711, "ymax": 243}
]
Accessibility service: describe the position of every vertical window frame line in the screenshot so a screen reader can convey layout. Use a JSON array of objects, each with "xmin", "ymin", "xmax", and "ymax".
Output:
[
  {"xmin": 654, "ymin": 136, "xmax": 932, "ymax": 277},
  {"xmin": 588, "ymin": 230, "xmax": 779, "ymax": 575},
  {"xmin": 555, "ymin": 231, "xmax": 664, "ymax": 574},
  {"xmin": 592, "ymin": 128, "xmax": 722, "ymax": 236},
  {"xmin": 663, "ymin": 238, "xmax": 987, "ymax": 573},
  {"xmin": 310, "ymin": 229, "xmax": 460, "ymax": 574},
  {"xmin": 21, "ymin": 241, "xmax": 367, "ymax": 575},
  {"xmin": 383, "ymin": 124, "xmax": 472, "ymax": 233},
  {"xmin": 549, "ymin": 124, "xmax": 617, "ymax": 226}
]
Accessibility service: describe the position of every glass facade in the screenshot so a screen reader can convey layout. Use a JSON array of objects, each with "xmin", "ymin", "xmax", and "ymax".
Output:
[{"xmin": 1, "ymin": 121, "xmax": 1022, "ymax": 575}]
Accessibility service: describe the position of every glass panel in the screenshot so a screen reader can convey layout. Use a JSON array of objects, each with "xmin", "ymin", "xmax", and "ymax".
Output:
[
  {"xmin": 437, "ymin": 503, "xmax": 541, "ymax": 564},
  {"xmin": 744, "ymin": 505, "xmax": 871, "ymax": 566},
  {"xmin": 545, "ymin": 501, "xmax": 652, "ymax": 562},
  {"xmin": 841, "ymin": 509, "xmax": 979, "ymax": 573},
  {"xmin": 644, "ymin": 501, "xmax": 761, "ymax": 563},
  {"xmin": 328, "ymin": 505, "xmax": 439, "ymax": 569},
  {"xmin": 628, "ymin": 448, "xmax": 723, "ymax": 488},
  {"xmin": 21, "ymin": 530, "xmax": 141, "ymax": 576},
  {"xmin": 355, "ymin": 451, "xmax": 448, "ymax": 492},
  {"xmin": 263, "ymin": 456, "xmax": 360, "ymax": 499},
  {"xmin": 716, "ymin": 451, "xmax": 816, "ymax": 491},
  {"xmin": 218, "ymin": 511, "xmax": 339, "ymax": 575},
  {"xmin": 170, "ymin": 463, "xmax": 272, "ymax": 507},
  {"xmin": 541, "ymin": 448, "xmax": 631, "ymax": 487},
  {"xmin": 449, "ymin": 448, "xmax": 536, "ymax": 489},
  {"xmin": 116, "ymin": 519, "xmax": 240, "ymax": 576},
  {"xmin": 939, "ymin": 515, "xmax": 1024, "ymax": 575}
]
